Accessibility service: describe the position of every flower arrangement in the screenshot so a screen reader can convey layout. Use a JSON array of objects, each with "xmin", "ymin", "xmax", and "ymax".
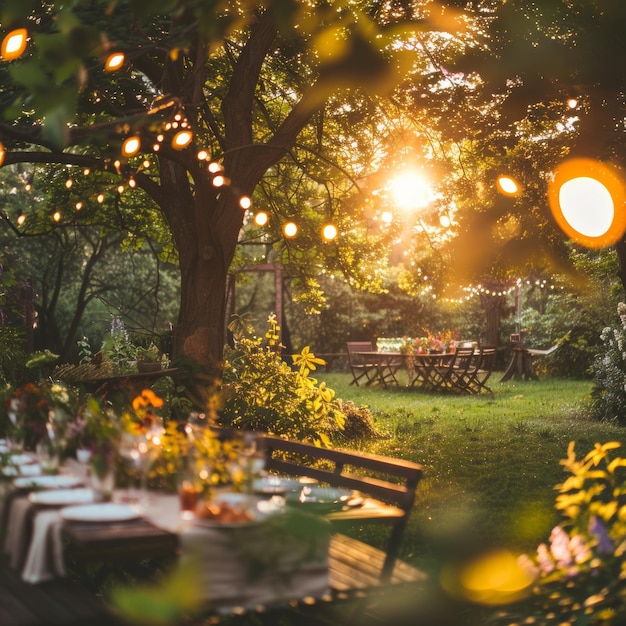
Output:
[
  {"xmin": 495, "ymin": 441, "xmax": 626, "ymax": 625},
  {"xmin": 5, "ymin": 381, "xmax": 79, "ymax": 451},
  {"xmin": 400, "ymin": 329, "xmax": 458, "ymax": 355}
]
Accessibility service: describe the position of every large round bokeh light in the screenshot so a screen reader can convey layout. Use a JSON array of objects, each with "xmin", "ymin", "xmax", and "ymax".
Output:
[{"xmin": 547, "ymin": 158, "xmax": 626, "ymax": 248}]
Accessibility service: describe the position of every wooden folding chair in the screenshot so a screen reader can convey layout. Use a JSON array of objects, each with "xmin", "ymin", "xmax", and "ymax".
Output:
[
  {"xmin": 463, "ymin": 345, "xmax": 497, "ymax": 394},
  {"xmin": 346, "ymin": 341, "xmax": 379, "ymax": 386}
]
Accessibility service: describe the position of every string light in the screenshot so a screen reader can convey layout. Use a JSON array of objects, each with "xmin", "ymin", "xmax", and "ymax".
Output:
[
  {"xmin": 197, "ymin": 150, "xmax": 209, "ymax": 161},
  {"xmin": 128, "ymin": 178, "xmax": 136, "ymax": 188},
  {"xmin": 1, "ymin": 28, "xmax": 28, "ymax": 61},
  {"xmin": 239, "ymin": 196, "xmax": 252, "ymax": 209},
  {"xmin": 283, "ymin": 221, "xmax": 298, "ymax": 238},
  {"xmin": 97, "ymin": 194, "xmax": 104, "ymax": 203},
  {"xmin": 496, "ymin": 175, "xmax": 522, "ymax": 197},
  {"xmin": 104, "ymin": 52, "xmax": 125, "ymax": 72},
  {"xmin": 0, "ymin": 143, "xmax": 5, "ymax": 167},
  {"xmin": 75, "ymin": 201, "xmax": 83, "ymax": 210},
  {"xmin": 52, "ymin": 210, "xmax": 61, "ymax": 222},
  {"xmin": 122, "ymin": 136, "xmax": 141, "ymax": 157},
  {"xmin": 208, "ymin": 162, "xmax": 223, "ymax": 173},
  {"xmin": 322, "ymin": 224, "xmax": 338, "ymax": 241},
  {"xmin": 171, "ymin": 130, "xmax": 193, "ymax": 150},
  {"xmin": 65, "ymin": 178, "xmax": 73, "ymax": 189},
  {"xmin": 254, "ymin": 212, "xmax": 269, "ymax": 226},
  {"xmin": 17, "ymin": 213, "xmax": 25, "ymax": 225},
  {"xmin": 212, "ymin": 175, "xmax": 226, "ymax": 187}
]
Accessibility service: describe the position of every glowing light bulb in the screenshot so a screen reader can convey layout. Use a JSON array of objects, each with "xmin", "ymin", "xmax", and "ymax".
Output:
[
  {"xmin": 283, "ymin": 221, "xmax": 298, "ymax": 238},
  {"xmin": 128, "ymin": 178, "xmax": 136, "ymax": 188},
  {"xmin": 17, "ymin": 213, "xmax": 25, "ymax": 225},
  {"xmin": 75, "ymin": 201, "xmax": 83, "ymax": 210},
  {"xmin": 212, "ymin": 175, "xmax": 225, "ymax": 187},
  {"xmin": 65, "ymin": 179, "xmax": 73, "ymax": 189},
  {"xmin": 208, "ymin": 162, "xmax": 222, "ymax": 173},
  {"xmin": 104, "ymin": 52, "xmax": 125, "ymax": 72},
  {"xmin": 52, "ymin": 210, "xmax": 61, "ymax": 222},
  {"xmin": 197, "ymin": 150, "xmax": 209, "ymax": 161},
  {"xmin": 496, "ymin": 175, "xmax": 521, "ymax": 196},
  {"xmin": 254, "ymin": 212, "xmax": 268, "ymax": 227},
  {"xmin": 0, "ymin": 142, "xmax": 5, "ymax": 167},
  {"xmin": 322, "ymin": 224, "xmax": 338, "ymax": 241},
  {"xmin": 239, "ymin": 196, "xmax": 252, "ymax": 209},
  {"xmin": 171, "ymin": 130, "xmax": 193, "ymax": 150},
  {"xmin": 97, "ymin": 194, "xmax": 104, "ymax": 203},
  {"xmin": 1, "ymin": 29, "xmax": 28, "ymax": 61},
  {"xmin": 122, "ymin": 136, "xmax": 140, "ymax": 157}
]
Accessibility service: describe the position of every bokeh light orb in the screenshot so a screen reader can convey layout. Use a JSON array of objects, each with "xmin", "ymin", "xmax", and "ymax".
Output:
[
  {"xmin": 322, "ymin": 224, "xmax": 338, "ymax": 241},
  {"xmin": 1, "ymin": 29, "xmax": 28, "ymax": 61},
  {"xmin": 496, "ymin": 175, "xmax": 521, "ymax": 197},
  {"xmin": 254, "ymin": 212, "xmax": 268, "ymax": 227},
  {"xmin": 548, "ymin": 158, "xmax": 626, "ymax": 248},
  {"xmin": 283, "ymin": 221, "xmax": 298, "ymax": 238}
]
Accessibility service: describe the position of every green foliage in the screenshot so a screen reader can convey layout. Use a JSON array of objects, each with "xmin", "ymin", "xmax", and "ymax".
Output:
[
  {"xmin": 332, "ymin": 399, "xmax": 380, "ymax": 441},
  {"xmin": 221, "ymin": 315, "xmax": 344, "ymax": 445},
  {"xmin": 0, "ymin": 327, "xmax": 28, "ymax": 386},
  {"xmin": 590, "ymin": 303, "xmax": 626, "ymax": 423},
  {"xmin": 498, "ymin": 442, "xmax": 626, "ymax": 626}
]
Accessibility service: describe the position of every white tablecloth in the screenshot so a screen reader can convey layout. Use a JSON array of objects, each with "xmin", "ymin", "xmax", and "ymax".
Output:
[{"xmin": 2, "ymin": 482, "xmax": 331, "ymax": 611}]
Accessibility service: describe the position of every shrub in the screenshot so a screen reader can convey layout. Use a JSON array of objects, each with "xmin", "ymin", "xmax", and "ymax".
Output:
[
  {"xmin": 494, "ymin": 441, "xmax": 626, "ymax": 625},
  {"xmin": 590, "ymin": 302, "xmax": 626, "ymax": 423},
  {"xmin": 332, "ymin": 400, "xmax": 380, "ymax": 441},
  {"xmin": 220, "ymin": 315, "xmax": 345, "ymax": 445}
]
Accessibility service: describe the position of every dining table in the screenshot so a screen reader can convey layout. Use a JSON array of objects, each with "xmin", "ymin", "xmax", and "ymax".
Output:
[
  {"xmin": 353, "ymin": 351, "xmax": 404, "ymax": 386},
  {"xmin": 0, "ymin": 446, "xmax": 423, "ymax": 621}
]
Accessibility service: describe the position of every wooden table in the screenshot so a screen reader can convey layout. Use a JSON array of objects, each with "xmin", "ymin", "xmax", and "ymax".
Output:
[
  {"xmin": 1, "ymin": 485, "xmax": 424, "ymax": 624},
  {"xmin": 354, "ymin": 351, "xmax": 403, "ymax": 386}
]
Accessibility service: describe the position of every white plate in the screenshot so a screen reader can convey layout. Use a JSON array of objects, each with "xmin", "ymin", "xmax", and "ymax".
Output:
[
  {"xmin": 2, "ymin": 463, "xmax": 42, "ymax": 478},
  {"xmin": 286, "ymin": 486, "xmax": 352, "ymax": 512},
  {"xmin": 29, "ymin": 488, "xmax": 95, "ymax": 507},
  {"xmin": 252, "ymin": 476, "xmax": 302, "ymax": 495},
  {"xmin": 14, "ymin": 474, "xmax": 82, "ymax": 489},
  {"xmin": 60, "ymin": 503, "xmax": 140, "ymax": 523},
  {"xmin": 9, "ymin": 454, "xmax": 34, "ymax": 465}
]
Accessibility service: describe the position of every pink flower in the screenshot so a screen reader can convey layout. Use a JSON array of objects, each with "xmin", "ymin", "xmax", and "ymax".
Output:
[{"xmin": 549, "ymin": 526, "xmax": 573, "ymax": 568}]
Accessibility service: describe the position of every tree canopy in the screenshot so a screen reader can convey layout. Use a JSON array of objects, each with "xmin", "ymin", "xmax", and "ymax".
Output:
[{"xmin": 0, "ymin": 0, "xmax": 624, "ymax": 383}]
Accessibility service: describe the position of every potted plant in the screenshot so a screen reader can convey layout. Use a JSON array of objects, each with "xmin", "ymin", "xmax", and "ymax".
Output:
[{"xmin": 136, "ymin": 343, "xmax": 162, "ymax": 373}]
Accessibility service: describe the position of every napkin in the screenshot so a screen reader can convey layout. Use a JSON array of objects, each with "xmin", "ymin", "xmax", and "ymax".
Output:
[
  {"xmin": 4, "ymin": 495, "xmax": 32, "ymax": 570},
  {"xmin": 21, "ymin": 509, "xmax": 65, "ymax": 583}
]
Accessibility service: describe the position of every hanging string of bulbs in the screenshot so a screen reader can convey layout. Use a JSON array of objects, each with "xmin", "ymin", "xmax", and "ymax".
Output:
[{"xmin": 0, "ymin": 29, "xmax": 340, "ymax": 243}]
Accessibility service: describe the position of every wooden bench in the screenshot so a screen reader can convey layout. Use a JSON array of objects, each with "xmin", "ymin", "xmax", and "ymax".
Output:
[{"xmin": 260, "ymin": 433, "xmax": 425, "ymax": 585}]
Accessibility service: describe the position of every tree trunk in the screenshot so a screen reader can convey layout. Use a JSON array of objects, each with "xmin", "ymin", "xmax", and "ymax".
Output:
[{"xmin": 480, "ymin": 292, "xmax": 506, "ymax": 346}]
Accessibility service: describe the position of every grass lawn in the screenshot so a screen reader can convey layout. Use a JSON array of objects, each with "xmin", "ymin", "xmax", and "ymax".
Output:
[{"xmin": 317, "ymin": 370, "xmax": 624, "ymax": 572}]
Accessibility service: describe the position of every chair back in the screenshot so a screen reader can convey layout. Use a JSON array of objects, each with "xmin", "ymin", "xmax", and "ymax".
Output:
[{"xmin": 346, "ymin": 341, "xmax": 373, "ymax": 364}]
